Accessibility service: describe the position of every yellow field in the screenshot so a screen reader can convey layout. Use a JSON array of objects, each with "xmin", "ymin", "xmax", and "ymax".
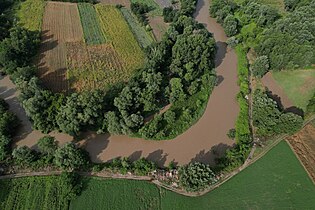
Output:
[
  {"xmin": 17, "ymin": 0, "xmax": 45, "ymax": 31},
  {"xmin": 95, "ymin": 5, "xmax": 145, "ymax": 72}
]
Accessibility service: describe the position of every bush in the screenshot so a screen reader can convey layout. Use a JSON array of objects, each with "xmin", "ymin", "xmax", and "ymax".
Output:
[
  {"xmin": 0, "ymin": 134, "xmax": 10, "ymax": 161},
  {"xmin": 163, "ymin": 7, "xmax": 178, "ymax": 22},
  {"xmin": 132, "ymin": 158, "xmax": 156, "ymax": 176},
  {"xmin": 223, "ymin": 15, "xmax": 238, "ymax": 37},
  {"xmin": 131, "ymin": 2, "xmax": 150, "ymax": 26},
  {"xmin": 37, "ymin": 136, "xmax": 57, "ymax": 156},
  {"xmin": 12, "ymin": 146, "xmax": 36, "ymax": 165},
  {"xmin": 178, "ymin": 162, "xmax": 217, "ymax": 191}
]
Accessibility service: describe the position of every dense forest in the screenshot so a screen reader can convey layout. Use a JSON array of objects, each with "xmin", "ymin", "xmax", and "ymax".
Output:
[{"xmin": 211, "ymin": 0, "xmax": 315, "ymax": 74}]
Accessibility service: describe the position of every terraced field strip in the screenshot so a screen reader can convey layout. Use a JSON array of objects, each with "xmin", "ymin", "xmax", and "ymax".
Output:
[
  {"xmin": 38, "ymin": 1, "xmax": 83, "ymax": 93},
  {"xmin": 17, "ymin": 0, "xmax": 45, "ymax": 31},
  {"xmin": 95, "ymin": 5, "xmax": 145, "ymax": 75},
  {"xmin": 120, "ymin": 7, "xmax": 154, "ymax": 48},
  {"xmin": 78, "ymin": 3, "xmax": 106, "ymax": 45},
  {"xmin": 66, "ymin": 42, "xmax": 125, "ymax": 91}
]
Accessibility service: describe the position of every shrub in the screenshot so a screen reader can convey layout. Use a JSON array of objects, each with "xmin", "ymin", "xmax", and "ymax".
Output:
[
  {"xmin": 37, "ymin": 136, "xmax": 57, "ymax": 156},
  {"xmin": 251, "ymin": 56, "xmax": 269, "ymax": 78},
  {"xmin": 223, "ymin": 15, "xmax": 238, "ymax": 37},
  {"xmin": 12, "ymin": 146, "xmax": 36, "ymax": 165},
  {"xmin": 178, "ymin": 162, "xmax": 217, "ymax": 191},
  {"xmin": 132, "ymin": 158, "xmax": 156, "ymax": 176}
]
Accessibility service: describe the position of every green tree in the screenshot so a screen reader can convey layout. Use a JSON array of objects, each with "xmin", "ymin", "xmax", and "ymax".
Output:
[
  {"xmin": 223, "ymin": 15, "xmax": 239, "ymax": 37},
  {"xmin": 178, "ymin": 162, "xmax": 217, "ymax": 191},
  {"xmin": 37, "ymin": 136, "xmax": 57, "ymax": 156},
  {"xmin": 0, "ymin": 134, "xmax": 10, "ymax": 161},
  {"xmin": 251, "ymin": 56, "xmax": 269, "ymax": 78},
  {"xmin": 12, "ymin": 146, "xmax": 36, "ymax": 165},
  {"xmin": 54, "ymin": 143, "xmax": 88, "ymax": 170}
]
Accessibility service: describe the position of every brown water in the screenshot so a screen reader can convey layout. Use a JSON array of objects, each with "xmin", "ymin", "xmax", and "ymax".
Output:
[{"xmin": 0, "ymin": 0, "xmax": 239, "ymax": 167}]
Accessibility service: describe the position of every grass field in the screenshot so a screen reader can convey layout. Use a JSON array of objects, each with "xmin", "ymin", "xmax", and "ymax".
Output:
[
  {"xmin": 17, "ymin": 0, "xmax": 45, "ymax": 31},
  {"xmin": 78, "ymin": 3, "xmax": 106, "ymax": 45},
  {"xmin": 70, "ymin": 179, "xmax": 160, "ymax": 210},
  {"xmin": 120, "ymin": 7, "xmax": 154, "ymax": 48},
  {"xmin": 95, "ymin": 5, "xmax": 145, "ymax": 72},
  {"xmin": 272, "ymin": 69, "xmax": 315, "ymax": 111},
  {"xmin": 1, "ymin": 141, "xmax": 314, "ymax": 209},
  {"xmin": 0, "ymin": 176, "xmax": 71, "ymax": 210}
]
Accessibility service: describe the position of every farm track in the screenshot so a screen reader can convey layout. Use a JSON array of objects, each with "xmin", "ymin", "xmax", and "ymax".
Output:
[{"xmin": 1, "ymin": 0, "xmax": 239, "ymax": 167}]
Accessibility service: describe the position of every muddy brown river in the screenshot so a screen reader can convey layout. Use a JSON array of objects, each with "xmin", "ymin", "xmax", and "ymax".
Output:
[{"xmin": 0, "ymin": 0, "xmax": 239, "ymax": 167}]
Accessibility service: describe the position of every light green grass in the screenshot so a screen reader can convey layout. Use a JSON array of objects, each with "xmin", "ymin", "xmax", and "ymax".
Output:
[
  {"xmin": 272, "ymin": 69, "xmax": 315, "ymax": 111},
  {"xmin": 17, "ymin": 0, "xmax": 45, "ymax": 31},
  {"xmin": 70, "ymin": 179, "xmax": 160, "ymax": 210},
  {"xmin": 120, "ymin": 7, "xmax": 154, "ymax": 48},
  {"xmin": 0, "ymin": 176, "xmax": 70, "ymax": 210},
  {"xmin": 78, "ymin": 3, "xmax": 106, "ymax": 45}
]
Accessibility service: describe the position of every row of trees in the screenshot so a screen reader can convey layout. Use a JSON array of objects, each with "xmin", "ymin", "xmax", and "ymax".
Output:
[
  {"xmin": 162, "ymin": 0, "xmax": 197, "ymax": 23},
  {"xmin": 130, "ymin": 2, "xmax": 150, "ymax": 26}
]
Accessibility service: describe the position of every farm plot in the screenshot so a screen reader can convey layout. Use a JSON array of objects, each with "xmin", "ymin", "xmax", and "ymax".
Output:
[
  {"xmin": 37, "ymin": 1, "xmax": 83, "ymax": 93},
  {"xmin": 154, "ymin": 0, "xmax": 172, "ymax": 9},
  {"xmin": 78, "ymin": 3, "xmax": 106, "ymax": 45},
  {"xmin": 66, "ymin": 42, "xmax": 125, "ymax": 91},
  {"xmin": 95, "ymin": 5, "xmax": 145, "ymax": 74},
  {"xmin": 120, "ymin": 7, "xmax": 154, "ymax": 48},
  {"xmin": 17, "ymin": 0, "xmax": 45, "ymax": 31},
  {"xmin": 287, "ymin": 123, "xmax": 315, "ymax": 182},
  {"xmin": 149, "ymin": 16, "xmax": 169, "ymax": 41},
  {"xmin": 0, "ymin": 176, "xmax": 72, "ymax": 210}
]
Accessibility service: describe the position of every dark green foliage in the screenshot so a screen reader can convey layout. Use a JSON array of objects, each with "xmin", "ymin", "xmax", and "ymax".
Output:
[
  {"xmin": 253, "ymin": 90, "xmax": 303, "ymax": 136},
  {"xmin": 59, "ymin": 172, "xmax": 83, "ymax": 201},
  {"xmin": 178, "ymin": 162, "xmax": 217, "ymax": 191},
  {"xmin": 223, "ymin": 15, "xmax": 238, "ymax": 37},
  {"xmin": 51, "ymin": 0, "xmax": 96, "ymax": 3},
  {"xmin": 163, "ymin": 7, "xmax": 178, "ymax": 22},
  {"xmin": 57, "ymin": 91, "xmax": 104, "ymax": 136},
  {"xmin": 227, "ymin": 128, "xmax": 236, "ymax": 139},
  {"xmin": 37, "ymin": 136, "xmax": 57, "ymax": 156},
  {"xmin": 284, "ymin": 0, "xmax": 313, "ymax": 11},
  {"xmin": 131, "ymin": 2, "xmax": 150, "ymax": 26},
  {"xmin": 10, "ymin": 65, "xmax": 36, "ymax": 83},
  {"xmin": 0, "ymin": 26, "xmax": 40, "ymax": 74},
  {"xmin": 0, "ymin": 134, "xmax": 10, "ymax": 161},
  {"xmin": 54, "ymin": 143, "xmax": 89, "ymax": 170},
  {"xmin": 251, "ymin": 56, "xmax": 269, "ymax": 78},
  {"xmin": 210, "ymin": 0, "xmax": 237, "ymax": 23},
  {"xmin": 12, "ymin": 146, "xmax": 36, "ymax": 165},
  {"xmin": 132, "ymin": 157, "xmax": 157, "ymax": 176},
  {"xmin": 306, "ymin": 92, "xmax": 315, "ymax": 115},
  {"xmin": 256, "ymin": 2, "xmax": 315, "ymax": 70},
  {"xmin": 179, "ymin": 0, "xmax": 197, "ymax": 16}
]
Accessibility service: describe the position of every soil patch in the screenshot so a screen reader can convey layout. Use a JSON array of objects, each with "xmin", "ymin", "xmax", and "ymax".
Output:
[
  {"xmin": 148, "ymin": 16, "xmax": 168, "ymax": 42},
  {"xmin": 37, "ymin": 1, "xmax": 83, "ymax": 93},
  {"xmin": 287, "ymin": 124, "xmax": 315, "ymax": 182}
]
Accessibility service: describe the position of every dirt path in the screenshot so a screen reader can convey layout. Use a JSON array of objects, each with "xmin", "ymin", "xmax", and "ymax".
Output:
[{"xmin": 0, "ymin": 0, "xmax": 239, "ymax": 167}]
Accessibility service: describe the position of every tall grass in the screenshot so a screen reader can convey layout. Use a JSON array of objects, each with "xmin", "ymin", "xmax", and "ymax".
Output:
[{"xmin": 17, "ymin": 0, "xmax": 45, "ymax": 31}]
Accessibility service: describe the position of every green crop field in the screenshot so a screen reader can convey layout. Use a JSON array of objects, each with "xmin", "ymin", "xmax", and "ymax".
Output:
[
  {"xmin": 120, "ymin": 7, "xmax": 154, "ymax": 48},
  {"xmin": 17, "ymin": 0, "xmax": 45, "ymax": 31},
  {"xmin": 0, "ymin": 176, "xmax": 71, "ymax": 210},
  {"xmin": 78, "ymin": 3, "xmax": 106, "ymax": 45},
  {"xmin": 1, "ymin": 142, "xmax": 314, "ymax": 209},
  {"xmin": 70, "ymin": 179, "xmax": 160, "ymax": 210},
  {"xmin": 272, "ymin": 69, "xmax": 315, "ymax": 111}
]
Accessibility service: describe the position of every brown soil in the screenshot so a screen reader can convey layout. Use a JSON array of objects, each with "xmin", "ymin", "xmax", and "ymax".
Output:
[
  {"xmin": 37, "ymin": 2, "xmax": 83, "ymax": 93},
  {"xmin": 1, "ymin": 0, "xmax": 239, "ymax": 167},
  {"xmin": 261, "ymin": 72, "xmax": 294, "ymax": 109},
  {"xmin": 286, "ymin": 124, "xmax": 315, "ymax": 182},
  {"xmin": 148, "ymin": 16, "xmax": 169, "ymax": 42}
]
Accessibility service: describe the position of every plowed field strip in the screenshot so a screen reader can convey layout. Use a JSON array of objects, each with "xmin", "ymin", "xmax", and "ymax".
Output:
[{"xmin": 37, "ymin": 2, "xmax": 83, "ymax": 93}]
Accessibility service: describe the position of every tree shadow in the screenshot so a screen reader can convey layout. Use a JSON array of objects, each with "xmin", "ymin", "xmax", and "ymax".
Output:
[
  {"xmin": 78, "ymin": 132, "xmax": 110, "ymax": 163},
  {"xmin": 216, "ymin": 75, "xmax": 224, "ymax": 86},
  {"xmin": 191, "ymin": 143, "xmax": 233, "ymax": 166},
  {"xmin": 128, "ymin": 151, "xmax": 142, "ymax": 162},
  {"xmin": 215, "ymin": 41, "xmax": 227, "ymax": 68},
  {"xmin": 266, "ymin": 90, "xmax": 284, "ymax": 111},
  {"xmin": 284, "ymin": 106, "xmax": 304, "ymax": 117},
  {"xmin": 146, "ymin": 149, "xmax": 168, "ymax": 167}
]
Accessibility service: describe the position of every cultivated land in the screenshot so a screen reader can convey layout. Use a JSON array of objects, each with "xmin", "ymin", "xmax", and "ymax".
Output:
[
  {"xmin": 37, "ymin": 1, "xmax": 83, "ymax": 92},
  {"xmin": 0, "ymin": 0, "xmax": 239, "ymax": 166},
  {"xmin": 287, "ymin": 122, "xmax": 315, "ymax": 182},
  {"xmin": 17, "ymin": 0, "xmax": 45, "ymax": 31},
  {"xmin": 3, "ymin": 141, "xmax": 314, "ymax": 209},
  {"xmin": 272, "ymin": 69, "xmax": 315, "ymax": 111},
  {"xmin": 149, "ymin": 16, "xmax": 168, "ymax": 41}
]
